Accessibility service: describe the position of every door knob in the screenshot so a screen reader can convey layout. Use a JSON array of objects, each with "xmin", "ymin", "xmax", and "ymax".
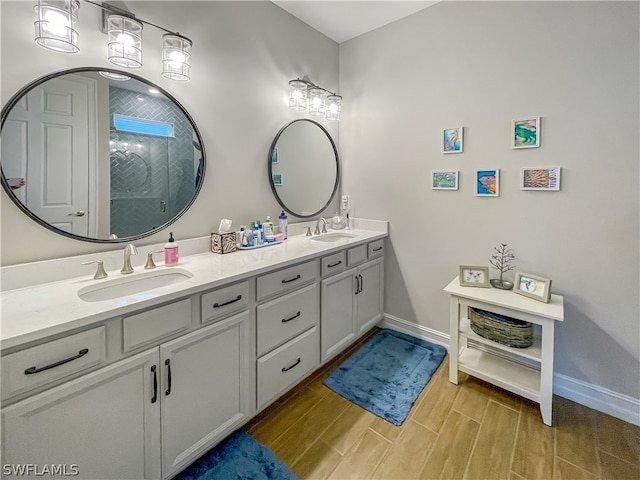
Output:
[{"xmin": 67, "ymin": 211, "xmax": 86, "ymax": 217}]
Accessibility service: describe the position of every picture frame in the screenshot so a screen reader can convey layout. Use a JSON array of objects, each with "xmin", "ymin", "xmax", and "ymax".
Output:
[
  {"xmin": 512, "ymin": 117, "xmax": 540, "ymax": 149},
  {"xmin": 520, "ymin": 167, "xmax": 561, "ymax": 191},
  {"xmin": 459, "ymin": 265, "xmax": 490, "ymax": 287},
  {"xmin": 475, "ymin": 169, "xmax": 499, "ymax": 196},
  {"xmin": 271, "ymin": 147, "xmax": 279, "ymax": 164},
  {"xmin": 513, "ymin": 271, "xmax": 552, "ymax": 303},
  {"xmin": 272, "ymin": 173, "xmax": 283, "ymax": 186},
  {"xmin": 442, "ymin": 127, "xmax": 463, "ymax": 154},
  {"xmin": 431, "ymin": 170, "xmax": 459, "ymax": 190}
]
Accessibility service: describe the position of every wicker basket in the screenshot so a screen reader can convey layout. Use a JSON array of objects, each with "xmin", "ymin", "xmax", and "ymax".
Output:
[{"xmin": 468, "ymin": 307, "xmax": 533, "ymax": 348}]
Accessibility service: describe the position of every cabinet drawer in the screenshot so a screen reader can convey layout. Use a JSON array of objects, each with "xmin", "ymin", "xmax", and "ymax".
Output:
[
  {"xmin": 1, "ymin": 326, "xmax": 106, "ymax": 400},
  {"xmin": 257, "ymin": 283, "xmax": 319, "ymax": 356},
  {"xmin": 347, "ymin": 244, "xmax": 367, "ymax": 266},
  {"xmin": 123, "ymin": 299, "xmax": 191, "ymax": 352},
  {"xmin": 257, "ymin": 326, "xmax": 319, "ymax": 409},
  {"xmin": 321, "ymin": 251, "xmax": 347, "ymax": 277},
  {"xmin": 368, "ymin": 239, "xmax": 384, "ymax": 259},
  {"xmin": 201, "ymin": 281, "xmax": 250, "ymax": 324},
  {"xmin": 256, "ymin": 260, "xmax": 317, "ymax": 301}
]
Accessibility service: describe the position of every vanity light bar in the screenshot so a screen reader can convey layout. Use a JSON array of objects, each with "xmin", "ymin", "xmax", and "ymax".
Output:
[{"xmin": 288, "ymin": 78, "xmax": 342, "ymax": 121}]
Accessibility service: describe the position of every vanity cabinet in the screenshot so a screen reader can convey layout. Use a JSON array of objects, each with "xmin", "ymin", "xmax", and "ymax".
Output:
[{"xmin": 320, "ymin": 242, "xmax": 384, "ymax": 363}]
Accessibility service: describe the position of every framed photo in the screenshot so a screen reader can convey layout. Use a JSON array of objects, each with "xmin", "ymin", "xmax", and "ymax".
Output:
[
  {"xmin": 521, "ymin": 167, "xmax": 561, "ymax": 191},
  {"xmin": 512, "ymin": 117, "xmax": 540, "ymax": 149},
  {"xmin": 431, "ymin": 170, "xmax": 459, "ymax": 190},
  {"xmin": 442, "ymin": 127, "xmax": 463, "ymax": 154},
  {"xmin": 272, "ymin": 173, "xmax": 283, "ymax": 186},
  {"xmin": 514, "ymin": 272, "xmax": 552, "ymax": 303},
  {"xmin": 271, "ymin": 147, "xmax": 279, "ymax": 164},
  {"xmin": 475, "ymin": 169, "xmax": 499, "ymax": 196},
  {"xmin": 459, "ymin": 265, "xmax": 490, "ymax": 287}
]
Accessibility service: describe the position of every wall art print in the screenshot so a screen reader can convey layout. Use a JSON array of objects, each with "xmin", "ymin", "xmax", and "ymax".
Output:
[
  {"xmin": 442, "ymin": 127, "xmax": 463, "ymax": 154},
  {"xmin": 272, "ymin": 173, "xmax": 283, "ymax": 186},
  {"xmin": 512, "ymin": 117, "xmax": 540, "ymax": 149},
  {"xmin": 431, "ymin": 170, "xmax": 459, "ymax": 190},
  {"xmin": 520, "ymin": 167, "xmax": 561, "ymax": 191},
  {"xmin": 475, "ymin": 169, "xmax": 499, "ymax": 196}
]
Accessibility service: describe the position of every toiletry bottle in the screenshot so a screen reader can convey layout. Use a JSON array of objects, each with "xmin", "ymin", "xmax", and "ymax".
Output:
[
  {"xmin": 264, "ymin": 216, "xmax": 275, "ymax": 243},
  {"xmin": 252, "ymin": 224, "xmax": 260, "ymax": 247},
  {"xmin": 164, "ymin": 232, "xmax": 179, "ymax": 266},
  {"xmin": 279, "ymin": 210, "xmax": 288, "ymax": 240},
  {"xmin": 239, "ymin": 226, "xmax": 247, "ymax": 247}
]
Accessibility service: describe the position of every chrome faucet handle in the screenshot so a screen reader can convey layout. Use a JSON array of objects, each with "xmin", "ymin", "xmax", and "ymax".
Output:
[
  {"xmin": 321, "ymin": 218, "xmax": 328, "ymax": 234},
  {"xmin": 305, "ymin": 226, "xmax": 313, "ymax": 236},
  {"xmin": 315, "ymin": 217, "xmax": 328, "ymax": 235},
  {"xmin": 121, "ymin": 243, "xmax": 138, "ymax": 274},
  {"xmin": 82, "ymin": 260, "xmax": 108, "ymax": 280},
  {"xmin": 144, "ymin": 250, "xmax": 164, "ymax": 269}
]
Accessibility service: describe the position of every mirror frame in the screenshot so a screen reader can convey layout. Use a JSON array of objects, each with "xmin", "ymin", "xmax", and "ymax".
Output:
[
  {"xmin": 0, "ymin": 67, "xmax": 206, "ymax": 243},
  {"xmin": 268, "ymin": 119, "xmax": 340, "ymax": 219}
]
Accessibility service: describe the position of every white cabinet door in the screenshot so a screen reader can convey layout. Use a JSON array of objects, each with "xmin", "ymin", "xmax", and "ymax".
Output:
[
  {"xmin": 355, "ymin": 257, "xmax": 383, "ymax": 335},
  {"xmin": 321, "ymin": 268, "xmax": 357, "ymax": 362},
  {"xmin": 160, "ymin": 311, "xmax": 252, "ymax": 479},
  {"xmin": 1, "ymin": 349, "xmax": 161, "ymax": 480}
]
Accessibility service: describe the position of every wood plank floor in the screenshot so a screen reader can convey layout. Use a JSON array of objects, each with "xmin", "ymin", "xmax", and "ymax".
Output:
[{"xmin": 246, "ymin": 330, "xmax": 640, "ymax": 480}]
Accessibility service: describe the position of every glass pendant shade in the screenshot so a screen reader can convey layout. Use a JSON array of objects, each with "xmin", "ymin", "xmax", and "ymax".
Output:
[
  {"xmin": 107, "ymin": 14, "xmax": 143, "ymax": 69},
  {"xmin": 98, "ymin": 71, "xmax": 131, "ymax": 81},
  {"xmin": 288, "ymin": 80, "xmax": 307, "ymax": 111},
  {"xmin": 325, "ymin": 94, "xmax": 342, "ymax": 121},
  {"xmin": 33, "ymin": 0, "xmax": 80, "ymax": 53},
  {"xmin": 162, "ymin": 34, "xmax": 192, "ymax": 81},
  {"xmin": 308, "ymin": 87, "xmax": 326, "ymax": 116}
]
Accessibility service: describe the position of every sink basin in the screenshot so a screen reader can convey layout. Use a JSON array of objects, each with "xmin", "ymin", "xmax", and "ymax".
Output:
[
  {"xmin": 310, "ymin": 232, "xmax": 357, "ymax": 243},
  {"xmin": 78, "ymin": 268, "xmax": 193, "ymax": 302}
]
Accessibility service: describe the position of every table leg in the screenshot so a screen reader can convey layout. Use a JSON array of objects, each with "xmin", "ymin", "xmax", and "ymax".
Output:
[
  {"xmin": 449, "ymin": 296, "xmax": 460, "ymax": 385},
  {"xmin": 539, "ymin": 321, "xmax": 555, "ymax": 426}
]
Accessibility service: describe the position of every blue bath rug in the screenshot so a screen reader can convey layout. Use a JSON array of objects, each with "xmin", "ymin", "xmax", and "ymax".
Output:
[
  {"xmin": 174, "ymin": 430, "xmax": 298, "ymax": 480},
  {"xmin": 324, "ymin": 329, "xmax": 447, "ymax": 426}
]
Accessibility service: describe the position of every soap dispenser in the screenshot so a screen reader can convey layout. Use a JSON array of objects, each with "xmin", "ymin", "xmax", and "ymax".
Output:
[{"xmin": 164, "ymin": 232, "xmax": 179, "ymax": 266}]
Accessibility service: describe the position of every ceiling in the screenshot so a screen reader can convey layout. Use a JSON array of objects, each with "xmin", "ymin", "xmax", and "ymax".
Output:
[{"xmin": 272, "ymin": 1, "xmax": 440, "ymax": 44}]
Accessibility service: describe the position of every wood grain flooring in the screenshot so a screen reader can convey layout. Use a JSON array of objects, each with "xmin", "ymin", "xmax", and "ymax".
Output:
[{"xmin": 246, "ymin": 330, "xmax": 640, "ymax": 480}]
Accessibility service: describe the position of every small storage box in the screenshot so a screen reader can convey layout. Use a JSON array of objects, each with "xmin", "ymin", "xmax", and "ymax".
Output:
[
  {"xmin": 211, "ymin": 232, "xmax": 236, "ymax": 254},
  {"xmin": 469, "ymin": 307, "xmax": 533, "ymax": 348}
]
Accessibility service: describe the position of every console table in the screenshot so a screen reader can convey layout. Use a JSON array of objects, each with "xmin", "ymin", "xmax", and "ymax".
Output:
[{"xmin": 444, "ymin": 277, "xmax": 564, "ymax": 426}]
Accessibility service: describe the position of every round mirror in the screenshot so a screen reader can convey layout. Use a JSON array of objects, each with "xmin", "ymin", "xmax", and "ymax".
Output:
[
  {"xmin": 268, "ymin": 119, "xmax": 339, "ymax": 218},
  {"xmin": 1, "ymin": 67, "xmax": 205, "ymax": 243}
]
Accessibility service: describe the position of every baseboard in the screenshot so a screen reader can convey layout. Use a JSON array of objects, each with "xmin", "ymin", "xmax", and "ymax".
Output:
[{"xmin": 379, "ymin": 313, "xmax": 640, "ymax": 427}]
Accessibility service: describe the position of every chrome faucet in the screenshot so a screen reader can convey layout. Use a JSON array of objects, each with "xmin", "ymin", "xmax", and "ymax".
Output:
[
  {"xmin": 314, "ymin": 217, "xmax": 328, "ymax": 235},
  {"xmin": 121, "ymin": 243, "xmax": 138, "ymax": 274}
]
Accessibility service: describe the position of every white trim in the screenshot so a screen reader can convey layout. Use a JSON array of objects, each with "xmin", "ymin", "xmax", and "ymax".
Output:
[{"xmin": 379, "ymin": 313, "xmax": 640, "ymax": 426}]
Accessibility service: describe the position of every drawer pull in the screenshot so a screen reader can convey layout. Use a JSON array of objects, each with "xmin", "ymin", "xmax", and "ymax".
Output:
[
  {"xmin": 328, "ymin": 260, "xmax": 342, "ymax": 268},
  {"xmin": 372, "ymin": 246, "xmax": 383, "ymax": 252},
  {"xmin": 281, "ymin": 274, "xmax": 301, "ymax": 284},
  {"xmin": 24, "ymin": 348, "xmax": 89, "ymax": 375},
  {"xmin": 165, "ymin": 359, "xmax": 172, "ymax": 396},
  {"xmin": 282, "ymin": 311, "xmax": 301, "ymax": 323},
  {"xmin": 355, "ymin": 275, "xmax": 361, "ymax": 295},
  {"xmin": 281, "ymin": 357, "xmax": 301, "ymax": 372},
  {"xmin": 151, "ymin": 365, "xmax": 158, "ymax": 404},
  {"xmin": 213, "ymin": 294, "xmax": 242, "ymax": 308}
]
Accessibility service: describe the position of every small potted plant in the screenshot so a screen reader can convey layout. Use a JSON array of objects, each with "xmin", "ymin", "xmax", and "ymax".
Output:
[{"xmin": 489, "ymin": 243, "xmax": 515, "ymax": 290}]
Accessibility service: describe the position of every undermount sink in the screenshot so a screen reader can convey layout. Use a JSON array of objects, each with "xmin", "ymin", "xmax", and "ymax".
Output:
[
  {"xmin": 310, "ymin": 232, "xmax": 357, "ymax": 243},
  {"xmin": 78, "ymin": 268, "xmax": 193, "ymax": 302}
]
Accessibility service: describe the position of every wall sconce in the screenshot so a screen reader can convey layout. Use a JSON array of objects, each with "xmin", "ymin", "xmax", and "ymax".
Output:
[
  {"xmin": 288, "ymin": 78, "xmax": 342, "ymax": 121},
  {"xmin": 32, "ymin": 0, "xmax": 194, "ymax": 81},
  {"xmin": 33, "ymin": 0, "xmax": 80, "ymax": 53}
]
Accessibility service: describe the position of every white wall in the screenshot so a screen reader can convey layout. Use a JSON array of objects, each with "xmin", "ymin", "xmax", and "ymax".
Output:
[
  {"xmin": 340, "ymin": 1, "xmax": 640, "ymax": 403},
  {"xmin": 0, "ymin": 1, "xmax": 339, "ymax": 265}
]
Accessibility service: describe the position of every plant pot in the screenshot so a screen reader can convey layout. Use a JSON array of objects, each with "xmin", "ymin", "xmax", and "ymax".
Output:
[{"xmin": 490, "ymin": 279, "xmax": 514, "ymax": 290}]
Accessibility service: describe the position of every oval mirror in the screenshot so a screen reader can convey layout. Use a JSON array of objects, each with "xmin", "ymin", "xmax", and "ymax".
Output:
[
  {"xmin": 268, "ymin": 119, "xmax": 339, "ymax": 218},
  {"xmin": 1, "ymin": 67, "xmax": 205, "ymax": 243}
]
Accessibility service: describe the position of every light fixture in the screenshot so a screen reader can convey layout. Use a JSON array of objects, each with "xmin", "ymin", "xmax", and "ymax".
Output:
[
  {"xmin": 99, "ymin": 70, "xmax": 130, "ymax": 81},
  {"xmin": 107, "ymin": 14, "xmax": 143, "ymax": 68},
  {"xmin": 33, "ymin": 0, "xmax": 80, "ymax": 53},
  {"xmin": 325, "ymin": 94, "xmax": 342, "ymax": 121},
  {"xmin": 288, "ymin": 78, "xmax": 342, "ymax": 121},
  {"xmin": 162, "ymin": 34, "xmax": 192, "ymax": 81}
]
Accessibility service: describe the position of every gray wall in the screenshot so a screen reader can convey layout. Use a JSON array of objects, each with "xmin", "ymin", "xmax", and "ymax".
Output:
[
  {"xmin": 0, "ymin": 1, "xmax": 339, "ymax": 263},
  {"xmin": 340, "ymin": 1, "xmax": 639, "ymax": 399}
]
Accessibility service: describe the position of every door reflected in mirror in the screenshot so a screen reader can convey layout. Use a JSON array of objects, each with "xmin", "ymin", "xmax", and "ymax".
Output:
[
  {"xmin": 1, "ymin": 68, "xmax": 205, "ymax": 243},
  {"xmin": 268, "ymin": 119, "xmax": 339, "ymax": 218}
]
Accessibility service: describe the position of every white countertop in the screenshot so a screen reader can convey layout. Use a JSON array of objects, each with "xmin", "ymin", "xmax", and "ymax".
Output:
[{"xmin": 1, "ymin": 226, "xmax": 387, "ymax": 351}]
